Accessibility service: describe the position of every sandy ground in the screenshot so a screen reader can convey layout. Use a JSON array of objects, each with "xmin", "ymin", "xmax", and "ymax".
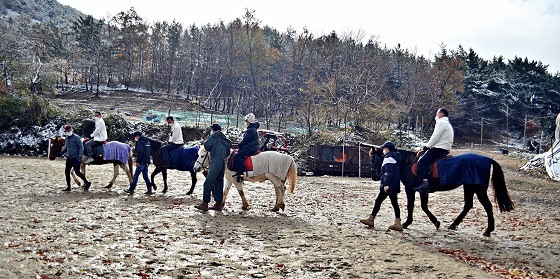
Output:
[{"xmin": 0, "ymin": 150, "xmax": 559, "ymax": 278}]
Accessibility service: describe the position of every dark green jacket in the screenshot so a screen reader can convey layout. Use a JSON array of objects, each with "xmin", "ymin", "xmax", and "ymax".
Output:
[{"xmin": 203, "ymin": 131, "xmax": 231, "ymax": 161}]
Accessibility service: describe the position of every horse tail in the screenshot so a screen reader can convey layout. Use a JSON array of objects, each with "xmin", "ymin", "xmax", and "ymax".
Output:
[
  {"xmin": 287, "ymin": 159, "xmax": 297, "ymax": 193},
  {"xmin": 491, "ymin": 159, "xmax": 514, "ymax": 212}
]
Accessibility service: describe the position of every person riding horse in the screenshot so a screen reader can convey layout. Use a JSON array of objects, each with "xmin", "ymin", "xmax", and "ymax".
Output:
[
  {"xmin": 414, "ymin": 108, "xmax": 454, "ymax": 193},
  {"xmin": 233, "ymin": 113, "xmax": 260, "ymax": 182},
  {"xmin": 160, "ymin": 116, "xmax": 184, "ymax": 168},
  {"xmin": 85, "ymin": 111, "xmax": 107, "ymax": 164}
]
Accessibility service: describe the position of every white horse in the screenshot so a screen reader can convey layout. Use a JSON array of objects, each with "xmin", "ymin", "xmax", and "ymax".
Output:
[{"xmin": 193, "ymin": 147, "xmax": 298, "ymax": 211}]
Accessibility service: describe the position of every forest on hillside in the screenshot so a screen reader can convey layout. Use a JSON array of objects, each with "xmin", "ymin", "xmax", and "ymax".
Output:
[{"xmin": 1, "ymin": 3, "xmax": 559, "ymax": 147}]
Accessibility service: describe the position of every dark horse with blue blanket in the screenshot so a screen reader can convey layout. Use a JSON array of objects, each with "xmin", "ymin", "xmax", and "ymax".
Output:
[
  {"xmin": 147, "ymin": 139, "xmax": 205, "ymax": 194},
  {"xmin": 371, "ymin": 147, "xmax": 514, "ymax": 236}
]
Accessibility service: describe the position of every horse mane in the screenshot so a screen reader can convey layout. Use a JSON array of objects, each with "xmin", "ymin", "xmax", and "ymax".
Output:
[
  {"xmin": 147, "ymin": 138, "xmax": 163, "ymax": 151},
  {"xmin": 397, "ymin": 149, "xmax": 418, "ymax": 166}
]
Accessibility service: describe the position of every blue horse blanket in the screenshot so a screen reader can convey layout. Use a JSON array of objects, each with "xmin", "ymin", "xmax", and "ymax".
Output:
[
  {"xmin": 438, "ymin": 153, "xmax": 492, "ymax": 186},
  {"xmin": 102, "ymin": 141, "xmax": 131, "ymax": 164},
  {"xmin": 170, "ymin": 147, "xmax": 199, "ymax": 171}
]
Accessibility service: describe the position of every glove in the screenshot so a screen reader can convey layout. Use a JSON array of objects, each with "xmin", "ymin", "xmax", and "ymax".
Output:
[{"xmin": 383, "ymin": 186, "xmax": 389, "ymax": 192}]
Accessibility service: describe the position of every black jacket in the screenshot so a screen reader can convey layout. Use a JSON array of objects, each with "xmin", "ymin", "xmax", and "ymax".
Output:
[
  {"xmin": 238, "ymin": 122, "xmax": 260, "ymax": 153},
  {"xmin": 380, "ymin": 151, "xmax": 402, "ymax": 194},
  {"xmin": 135, "ymin": 136, "xmax": 151, "ymax": 165}
]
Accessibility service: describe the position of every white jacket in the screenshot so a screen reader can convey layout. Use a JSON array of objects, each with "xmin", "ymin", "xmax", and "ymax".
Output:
[
  {"xmin": 91, "ymin": 117, "xmax": 108, "ymax": 141},
  {"xmin": 169, "ymin": 122, "xmax": 184, "ymax": 144},
  {"xmin": 426, "ymin": 117, "xmax": 453, "ymax": 150}
]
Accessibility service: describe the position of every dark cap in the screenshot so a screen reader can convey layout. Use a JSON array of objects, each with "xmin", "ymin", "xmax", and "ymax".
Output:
[
  {"xmin": 133, "ymin": 131, "xmax": 142, "ymax": 137},
  {"xmin": 381, "ymin": 141, "xmax": 396, "ymax": 151},
  {"xmin": 64, "ymin": 125, "xmax": 73, "ymax": 131},
  {"xmin": 210, "ymin": 123, "xmax": 222, "ymax": 131}
]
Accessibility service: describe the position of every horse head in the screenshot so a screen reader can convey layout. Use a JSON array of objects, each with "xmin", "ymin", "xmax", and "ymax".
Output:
[
  {"xmin": 48, "ymin": 136, "xmax": 65, "ymax": 160},
  {"xmin": 370, "ymin": 145, "xmax": 384, "ymax": 181},
  {"xmin": 193, "ymin": 146, "xmax": 210, "ymax": 172}
]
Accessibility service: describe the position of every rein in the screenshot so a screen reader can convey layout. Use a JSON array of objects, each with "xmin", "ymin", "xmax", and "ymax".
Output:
[{"xmin": 195, "ymin": 150, "xmax": 210, "ymax": 171}]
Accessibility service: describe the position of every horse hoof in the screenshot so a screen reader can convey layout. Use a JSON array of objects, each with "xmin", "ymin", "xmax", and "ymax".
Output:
[
  {"xmin": 280, "ymin": 204, "xmax": 285, "ymax": 211},
  {"xmin": 162, "ymin": 189, "xmax": 167, "ymax": 194},
  {"xmin": 103, "ymin": 185, "xmax": 112, "ymax": 189},
  {"xmin": 448, "ymin": 224, "xmax": 457, "ymax": 231},
  {"xmin": 186, "ymin": 190, "xmax": 193, "ymax": 195},
  {"xmin": 242, "ymin": 205, "xmax": 249, "ymax": 211},
  {"xmin": 402, "ymin": 220, "xmax": 412, "ymax": 229},
  {"xmin": 483, "ymin": 231, "xmax": 491, "ymax": 237},
  {"xmin": 272, "ymin": 207, "xmax": 279, "ymax": 212},
  {"xmin": 152, "ymin": 184, "xmax": 157, "ymax": 191},
  {"xmin": 434, "ymin": 221, "xmax": 441, "ymax": 230}
]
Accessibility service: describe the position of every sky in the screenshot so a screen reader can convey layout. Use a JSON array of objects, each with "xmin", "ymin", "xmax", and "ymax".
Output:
[{"xmin": 57, "ymin": 0, "xmax": 560, "ymax": 74}]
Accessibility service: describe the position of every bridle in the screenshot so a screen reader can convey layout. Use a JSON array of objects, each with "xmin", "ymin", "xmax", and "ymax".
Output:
[{"xmin": 195, "ymin": 150, "xmax": 210, "ymax": 171}]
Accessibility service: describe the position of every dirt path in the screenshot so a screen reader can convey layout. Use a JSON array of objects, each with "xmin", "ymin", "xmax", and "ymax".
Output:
[{"xmin": 1, "ymin": 154, "xmax": 558, "ymax": 278}]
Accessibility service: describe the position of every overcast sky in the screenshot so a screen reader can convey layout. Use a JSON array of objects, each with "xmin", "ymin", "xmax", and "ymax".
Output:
[{"xmin": 57, "ymin": 0, "xmax": 560, "ymax": 74}]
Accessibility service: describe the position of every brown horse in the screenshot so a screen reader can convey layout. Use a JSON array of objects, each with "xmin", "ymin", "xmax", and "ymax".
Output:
[{"xmin": 49, "ymin": 136, "xmax": 133, "ymax": 189}]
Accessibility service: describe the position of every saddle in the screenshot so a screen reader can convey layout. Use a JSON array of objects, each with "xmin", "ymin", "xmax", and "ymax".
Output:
[
  {"xmin": 227, "ymin": 150, "xmax": 257, "ymax": 172},
  {"xmin": 83, "ymin": 139, "xmax": 106, "ymax": 158},
  {"xmin": 411, "ymin": 154, "xmax": 452, "ymax": 178}
]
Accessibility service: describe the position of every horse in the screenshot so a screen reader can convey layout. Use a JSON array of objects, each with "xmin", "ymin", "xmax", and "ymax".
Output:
[
  {"xmin": 146, "ymin": 139, "xmax": 205, "ymax": 194},
  {"xmin": 193, "ymin": 147, "xmax": 298, "ymax": 212},
  {"xmin": 370, "ymin": 146, "xmax": 514, "ymax": 237},
  {"xmin": 49, "ymin": 136, "xmax": 133, "ymax": 189}
]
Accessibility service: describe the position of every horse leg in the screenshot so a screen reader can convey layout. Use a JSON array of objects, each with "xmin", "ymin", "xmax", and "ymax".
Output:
[
  {"xmin": 234, "ymin": 180, "xmax": 249, "ymax": 210},
  {"xmin": 105, "ymin": 164, "xmax": 119, "ymax": 188},
  {"xmin": 267, "ymin": 174, "xmax": 285, "ymax": 212},
  {"xmin": 122, "ymin": 163, "xmax": 133, "ymax": 185},
  {"xmin": 222, "ymin": 178, "xmax": 233, "ymax": 207},
  {"xmin": 70, "ymin": 169, "xmax": 81, "ymax": 187},
  {"xmin": 475, "ymin": 187, "xmax": 495, "ymax": 237},
  {"xmin": 80, "ymin": 156, "xmax": 86, "ymax": 176},
  {"xmin": 162, "ymin": 169, "xmax": 168, "ymax": 193},
  {"xmin": 402, "ymin": 188, "xmax": 415, "ymax": 228},
  {"xmin": 150, "ymin": 167, "xmax": 160, "ymax": 191},
  {"xmin": 186, "ymin": 170, "xmax": 197, "ymax": 195},
  {"xmin": 448, "ymin": 186, "xmax": 475, "ymax": 231},
  {"xmin": 420, "ymin": 192, "xmax": 441, "ymax": 229}
]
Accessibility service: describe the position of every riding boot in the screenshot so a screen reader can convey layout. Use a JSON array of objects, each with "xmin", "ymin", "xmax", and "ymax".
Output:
[
  {"xmin": 62, "ymin": 186, "xmax": 71, "ymax": 191},
  {"xmin": 413, "ymin": 181, "xmax": 431, "ymax": 193},
  {"xmin": 388, "ymin": 218, "xmax": 403, "ymax": 231},
  {"xmin": 360, "ymin": 214, "xmax": 375, "ymax": 227}
]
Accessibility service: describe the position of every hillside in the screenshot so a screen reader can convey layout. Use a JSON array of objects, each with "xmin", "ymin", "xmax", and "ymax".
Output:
[{"xmin": 0, "ymin": 0, "xmax": 84, "ymax": 27}]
